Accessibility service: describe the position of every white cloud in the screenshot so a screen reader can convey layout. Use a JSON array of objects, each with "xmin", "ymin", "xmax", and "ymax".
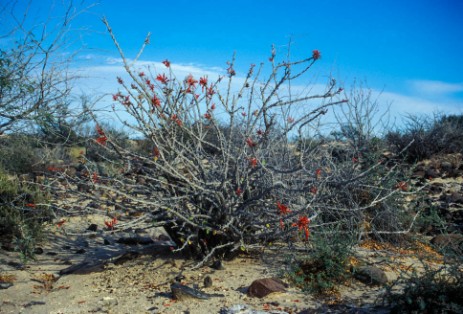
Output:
[
  {"xmin": 70, "ymin": 57, "xmax": 463, "ymax": 135},
  {"xmin": 408, "ymin": 80, "xmax": 463, "ymax": 96}
]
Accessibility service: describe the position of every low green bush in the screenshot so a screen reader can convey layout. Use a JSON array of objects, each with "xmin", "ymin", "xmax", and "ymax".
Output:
[
  {"xmin": 286, "ymin": 229, "xmax": 355, "ymax": 294},
  {"xmin": 0, "ymin": 168, "xmax": 51, "ymax": 261}
]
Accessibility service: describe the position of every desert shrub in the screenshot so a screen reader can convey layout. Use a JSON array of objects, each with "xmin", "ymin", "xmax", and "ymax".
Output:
[
  {"xmin": 386, "ymin": 113, "xmax": 463, "ymax": 162},
  {"xmin": 286, "ymin": 228, "xmax": 355, "ymax": 294},
  {"xmin": 0, "ymin": 134, "xmax": 42, "ymax": 174},
  {"xmin": 46, "ymin": 19, "xmax": 414, "ymax": 269},
  {"xmin": 383, "ymin": 260, "xmax": 463, "ymax": 313},
  {"xmin": 0, "ymin": 168, "xmax": 51, "ymax": 261}
]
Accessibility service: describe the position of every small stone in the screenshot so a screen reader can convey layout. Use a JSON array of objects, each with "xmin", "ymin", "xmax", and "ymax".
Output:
[
  {"xmin": 210, "ymin": 260, "xmax": 224, "ymax": 270},
  {"xmin": 204, "ymin": 275, "xmax": 213, "ymax": 288},
  {"xmin": 33, "ymin": 247, "xmax": 44, "ymax": 254},
  {"xmin": 0, "ymin": 282, "xmax": 13, "ymax": 289},
  {"xmin": 87, "ymin": 224, "xmax": 98, "ymax": 232}
]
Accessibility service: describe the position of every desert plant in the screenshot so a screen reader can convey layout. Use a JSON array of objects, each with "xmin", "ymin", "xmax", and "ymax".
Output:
[
  {"xmin": 46, "ymin": 19, "xmax": 417, "ymax": 270},
  {"xmin": 0, "ymin": 168, "xmax": 51, "ymax": 261},
  {"xmin": 285, "ymin": 228, "xmax": 356, "ymax": 294},
  {"xmin": 386, "ymin": 112, "xmax": 463, "ymax": 162},
  {"xmin": 383, "ymin": 259, "xmax": 463, "ymax": 313}
]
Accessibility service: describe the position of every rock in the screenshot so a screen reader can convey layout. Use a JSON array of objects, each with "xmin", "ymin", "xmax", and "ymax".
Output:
[
  {"xmin": 170, "ymin": 282, "xmax": 224, "ymax": 300},
  {"xmin": 220, "ymin": 304, "xmax": 288, "ymax": 314},
  {"xmin": 354, "ymin": 266, "xmax": 388, "ymax": 286},
  {"xmin": 87, "ymin": 223, "xmax": 98, "ymax": 232},
  {"xmin": 99, "ymin": 296, "xmax": 118, "ymax": 307},
  {"xmin": 211, "ymin": 260, "xmax": 225, "ymax": 270},
  {"xmin": 247, "ymin": 278, "xmax": 287, "ymax": 298},
  {"xmin": 33, "ymin": 247, "xmax": 44, "ymax": 254},
  {"xmin": 203, "ymin": 275, "xmax": 213, "ymax": 288},
  {"xmin": 0, "ymin": 282, "xmax": 13, "ymax": 289}
]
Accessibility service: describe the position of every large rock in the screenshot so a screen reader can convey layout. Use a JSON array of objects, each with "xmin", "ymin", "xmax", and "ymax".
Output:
[
  {"xmin": 247, "ymin": 278, "xmax": 287, "ymax": 298},
  {"xmin": 354, "ymin": 266, "xmax": 388, "ymax": 286}
]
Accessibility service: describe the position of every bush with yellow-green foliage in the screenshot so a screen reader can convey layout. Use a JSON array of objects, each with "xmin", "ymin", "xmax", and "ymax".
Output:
[{"xmin": 0, "ymin": 168, "xmax": 51, "ymax": 261}]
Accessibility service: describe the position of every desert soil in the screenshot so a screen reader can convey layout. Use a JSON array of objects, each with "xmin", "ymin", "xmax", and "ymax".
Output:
[{"xmin": 0, "ymin": 214, "xmax": 444, "ymax": 314}]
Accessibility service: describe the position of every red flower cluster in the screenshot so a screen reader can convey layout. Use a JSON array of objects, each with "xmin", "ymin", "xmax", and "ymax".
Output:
[
  {"xmin": 276, "ymin": 201, "xmax": 291, "ymax": 215},
  {"xmin": 105, "ymin": 217, "xmax": 118, "ymax": 230},
  {"xmin": 153, "ymin": 147, "xmax": 160, "ymax": 160},
  {"xmin": 246, "ymin": 137, "xmax": 257, "ymax": 148},
  {"xmin": 396, "ymin": 181, "xmax": 408, "ymax": 191},
  {"xmin": 92, "ymin": 172, "xmax": 98, "ymax": 183},
  {"xmin": 171, "ymin": 114, "xmax": 182, "ymax": 126},
  {"xmin": 199, "ymin": 77, "xmax": 208, "ymax": 91},
  {"xmin": 204, "ymin": 112, "xmax": 212, "ymax": 120},
  {"xmin": 95, "ymin": 125, "xmax": 107, "ymax": 146},
  {"xmin": 156, "ymin": 73, "xmax": 169, "ymax": 84},
  {"xmin": 162, "ymin": 59, "xmax": 171, "ymax": 68},
  {"xmin": 152, "ymin": 94, "xmax": 161, "ymax": 107},
  {"xmin": 315, "ymin": 168, "xmax": 322, "ymax": 179},
  {"xmin": 312, "ymin": 50, "xmax": 321, "ymax": 60},
  {"xmin": 248, "ymin": 157, "xmax": 258, "ymax": 168},
  {"xmin": 235, "ymin": 187, "xmax": 242, "ymax": 197},
  {"xmin": 292, "ymin": 216, "xmax": 310, "ymax": 240}
]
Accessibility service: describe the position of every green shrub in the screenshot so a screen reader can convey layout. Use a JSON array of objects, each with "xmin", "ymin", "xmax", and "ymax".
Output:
[
  {"xmin": 383, "ymin": 260, "xmax": 463, "ymax": 313},
  {"xmin": 0, "ymin": 169, "xmax": 51, "ymax": 261},
  {"xmin": 0, "ymin": 134, "xmax": 42, "ymax": 174},
  {"xmin": 286, "ymin": 229, "xmax": 355, "ymax": 294},
  {"xmin": 387, "ymin": 113, "xmax": 463, "ymax": 162}
]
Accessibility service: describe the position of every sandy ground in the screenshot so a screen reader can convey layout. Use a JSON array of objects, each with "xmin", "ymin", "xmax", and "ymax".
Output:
[{"xmin": 0, "ymin": 215, "xmax": 443, "ymax": 314}]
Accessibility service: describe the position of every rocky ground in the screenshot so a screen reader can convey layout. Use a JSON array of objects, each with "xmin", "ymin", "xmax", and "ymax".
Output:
[
  {"xmin": 0, "ymin": 214, "xmax": 448, "ymax": 314},
  {"xmin": 1, "ymin": 153, "xmax": 462, "ymax": 314}
]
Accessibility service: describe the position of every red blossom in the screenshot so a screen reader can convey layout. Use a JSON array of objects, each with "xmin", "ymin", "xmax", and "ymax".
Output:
[
  {"xmin": 310, "ymin": 186, "xmax": 318, "ymax": 195},
  {"xmin": 199, "ymin": 77, "xmax": 208, "ymax": 91},
  {"xmin": 25, "ymin": 203, "xmax": 36, "ymax": 208},
  {"xmin": 210, "ymin": 103, "xmax": 216, "ymax": 110},
  {"xmin": 256, "ymin": 129, "xmax": 264, "ymax": 136},
  {"xmin": 315, "ymin": 168, "xmax": 322, "ymax": 179},
  {"xmin": 312, "ymin": 50, "xmax": 321, "ymax": 60},
  {"xmin": 248, "ymin": 157, "xmax": 258, "ymax": 168},
  {"xmin": 171, "ymin": 114, "xmax": 182, "ymax": 126},
  {"xmin": 204, "ymin": 112, "xmax": 212, "ymax": 120},
  {"xmin": 104, "ymin": 217, "xmax": 118, "ymax": 230},
  {"xmin": 292, "ymin": 216, "xmax": 311, "ymax": 240},
  {"xmin": 95, "ymin": 125, "xmax": 107, "ymax": 146},
  {"xmin": 156, "ymin": 73, "xmax": 169, "ymax": 84},
  {"xmin": 153, "ymin": 147, "xmax": 160, "ymax": 159},
  {"xmin": 235, "ymin": 187, "xmax": 242, "ymax": 197},
  {"xmin": 396, "ymin": 181, "xmax": 408, "ymax": 191},
  {"xmin": 92, "ymin": 172, "xmax": 98, "ymax": 183},
  {"xmin": 162, "ymin": 59, "xmax": 171, "ymax": 68},
  {"xmin": 56, "ymin": 220, "xmax": 66, "ymax": 227},
  {"xmin": 206, "ymin": 85, "xmax": 216, "ymax": 98},
  {"xmin": 276, "ymin": 201, "xmax": 291, "ymax": 215},
  {"xmin": 185, "ymin": 75, "xmax": 198, "ymax": 88},
  {"xmin": 279, "ymin": 218, "xmax": 285, "ymax": 230},
  {"xmin": 139, "ymin": 72, "xmax": 145, "ymax": 77},
  {"xmin": 152, "ymin": 94, "xmax": 161, "ymax": 107},
  {"xmin": 246, "ymin": 137, "xmax": 257, "ymax": 148},
  {"xmin": 241, "ymin": 112, "xmax": 247, "ymax": 117},
  {"xmin": 117, "ymin": 77, "xmax": 124, "ymax": 84}
]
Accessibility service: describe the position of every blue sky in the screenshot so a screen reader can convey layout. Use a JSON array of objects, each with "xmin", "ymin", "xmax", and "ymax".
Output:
[{"xmin": 3, "ymin": 0, "xmax": 463, "ymax": 126}]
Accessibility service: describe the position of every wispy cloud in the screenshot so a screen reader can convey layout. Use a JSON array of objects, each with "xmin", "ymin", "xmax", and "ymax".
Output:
[
  {"xmin": 408, "ymin": 80, "xmax": 463, "ymax": 96},
  {"xmin": 71, "ymin": 57, "xmax": 463, "ymax": 133}
]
